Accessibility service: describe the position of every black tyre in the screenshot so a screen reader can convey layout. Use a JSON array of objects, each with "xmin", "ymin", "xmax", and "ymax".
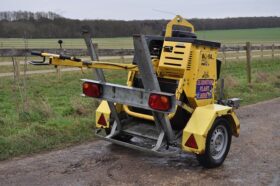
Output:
[{"xmin": 196, "ymin": 118, "xmax": 232, "ymax": 168}]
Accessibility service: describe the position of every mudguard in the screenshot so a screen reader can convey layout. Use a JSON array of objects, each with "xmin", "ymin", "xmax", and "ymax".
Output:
[{"xmin": 182, "ymin": 104, "xmax": 240, "ymax": 154}]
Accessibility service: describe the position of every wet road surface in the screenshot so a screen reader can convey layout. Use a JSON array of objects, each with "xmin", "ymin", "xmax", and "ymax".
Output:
[{"xmin": 0, "ymin": 98, "xmax": 279, "ymax": 186}]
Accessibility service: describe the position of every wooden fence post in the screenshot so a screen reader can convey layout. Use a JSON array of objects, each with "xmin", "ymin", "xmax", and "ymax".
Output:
[
  {"xmin": 56, "ymin": 66, "xmax": 61, "ymax": 81},
  {"xmin": 261, "ymin": 44, "xmax": 264, "ymax": 60},
  {"xmin": 120, "ymin": 48, "xmax": 125, "ymax": 63},
  {"xmin": 272, "ymin": 43, "xmax": 275, "ymax": 59},
  {"xmin": 246, "ymin": 42, "xmax": 252, "ymax": 84},
  {"xmin": 236, "ymin": 44, "xmax": 239, "ymax": 61},
  {"xmin": 12, "ymin": 57, "xmax": 20, "ymax": 81},
  {"xmin": 222, "ymin": 45, "xmax": 226, "ymax": 66}
]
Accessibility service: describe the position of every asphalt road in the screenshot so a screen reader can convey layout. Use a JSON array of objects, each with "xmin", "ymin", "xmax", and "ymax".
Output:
[{"xmin": 0, "ymin": 98, "xmax": 279, "ymax": 186}]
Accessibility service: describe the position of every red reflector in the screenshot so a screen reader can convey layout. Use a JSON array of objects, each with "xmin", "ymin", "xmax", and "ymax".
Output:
[
  {"xmin": 82, "ymin": 82, "xmax": 102, "ymax": 97},
  {"xmin": 185, "ymin": 134, "xmax": 198, "ymax": 149},
  {"xmin": 97, "ymin": 114, "xmax": 107, "ymax": 126},
  {"xmin": 148, "ymin": 93, "xmax": 171, "ymax": 111}
]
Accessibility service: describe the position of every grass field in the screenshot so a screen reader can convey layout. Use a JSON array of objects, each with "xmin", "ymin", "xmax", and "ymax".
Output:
[
  {"xmin": 0, "ymin": 37, "xmax": 133, "ymax": 49},
  {"xmin": 0, "ymin": 27, "xmax": 280, "ymax": 49},
  {"xmin": 0, "ymin": 68, "xmax": 127, "ymax": 160},
  {"xmin": 196, "ymin": 27, "xmax": 280, "ymax": 44},
  {"xmin": 0, "ymin": 58, "xmax": 279, "ymax": 160},
  {"xmin": 220, "ymin": 60, "xmax": 280, "ymax": 105}
]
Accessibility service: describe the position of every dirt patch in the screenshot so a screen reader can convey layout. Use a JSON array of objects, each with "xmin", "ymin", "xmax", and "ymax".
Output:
[
  {"xmin": 255, "ymin": 72, "xmax": 269, "ymax": 83},
  {"xmin": 224, "ymin": 75, "xmax": 239, "ymax": 88},
  {"xmin": 0, "ymin": 98, "xmax": 279, "ymax": 186}
]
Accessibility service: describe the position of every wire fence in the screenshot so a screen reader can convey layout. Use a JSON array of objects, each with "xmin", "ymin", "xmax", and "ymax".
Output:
[
  {"xmin": 1, "ymin": 38, "xmax": 280, "ymax": 50},
  {"xmin": 0, "ymin": 38, "xmax": 133, "ymax": 49},
  {"xmin": 0, "ymin": 38, "xmax": 280, "ymax": 61},
  {"xmin": 0, "ymin": 40, "xmax": 279, "ymax": 85},
  {"xmin": 218, "ymin": 43, "xmax": 280, "ymax": 61}
]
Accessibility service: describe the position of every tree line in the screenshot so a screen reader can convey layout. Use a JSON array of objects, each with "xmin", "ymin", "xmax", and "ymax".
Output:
[
  {"xmin": 0, "ymin": 11, "xmax": 62, "ymax": 21},
  {"xmin": 0, "ymin": 11, "xmax": 280, "ymax": 38}
]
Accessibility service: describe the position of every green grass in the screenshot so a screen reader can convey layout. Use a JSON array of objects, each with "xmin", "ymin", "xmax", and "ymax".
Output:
[
  {"xmin": 0, "ymin": 58, "xmax": 279, "ymax": 160},
  {"xmin": 0, "ymin": 56, "xmax": 43, "ymax": 62},
  {"xmin": 0, "ymin": 27, "xmax": 279, "ymax": 49},
  {"xmin": 220, "ymin": 59, "xmax": 280, "ymax": 105},
  {"xmin": 197, "ymin": 27, "xmax": 280, "ymax": 44},
  {"xmin": 0, "ymin": 37, "xmax": 133, "ymax": 49},
  {"xmin": 0, "ymin": 68, "xmax": 127, "ymax": 160},
  {"xmin": 0, "ymin": 63, "xmax": 54, "ymax": 73}
]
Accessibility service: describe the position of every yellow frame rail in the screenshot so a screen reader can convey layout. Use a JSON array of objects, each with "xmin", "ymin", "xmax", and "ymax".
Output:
[{"xmin": 33, "ymin": 52, "xmax": 139, "ymax": 72}]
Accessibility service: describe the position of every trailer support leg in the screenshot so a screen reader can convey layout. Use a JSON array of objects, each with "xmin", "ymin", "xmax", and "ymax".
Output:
[
  {"xmin": 133, "ymin": 35, "xmax": 175, "ymax": 143},
  {"xmin": 82, "ymin": 31, "xmax": 122, "ymax": 134}
]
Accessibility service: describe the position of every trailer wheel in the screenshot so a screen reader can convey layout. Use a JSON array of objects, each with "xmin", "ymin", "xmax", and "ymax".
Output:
[{"xmin": 196, "ymin": 118, "xmax": 232, "ymax": 168}]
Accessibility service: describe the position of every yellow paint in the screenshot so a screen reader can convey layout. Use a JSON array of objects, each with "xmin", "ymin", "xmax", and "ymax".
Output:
[
  {"xmin": 157, "ymin": 41, "xmax": 192, "ymax": 78},
  {"xmin": 182, "ymin": 104, "xmax": 240, "ymax": 154},
  {"xmin": 95, "ymin": 101, "xmax": 111, "ymax": 128},
  {"xmin": 51, "ymin": 57, "xmax": 139, "ymax": 71},
  {"xmin": 229, "ymin": 111, "xmax": 240, "ymax": 137},
  {"xmin": 182, "ymin": 46, "xmax": 218, "ymax": 107},
  {"xmin": 123, "ymin": 105, "xmax": 177, "ymax": 121},
  {"xmin": 165, "ymin": 15, "xmax": 194, "ymax": 37},
  {"xmin": 33, "ymin": 16, "xmax": 240, "ymax": 156}
]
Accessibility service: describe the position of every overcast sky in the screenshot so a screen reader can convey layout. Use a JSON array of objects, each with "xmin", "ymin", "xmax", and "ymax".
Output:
[{"xmin": 1, "ymin": 0, "xmax": 280, "ymax": 20}]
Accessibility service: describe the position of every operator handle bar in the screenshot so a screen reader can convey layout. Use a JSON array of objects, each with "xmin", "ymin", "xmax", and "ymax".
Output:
[
  {"xmin": 31, "ymin": 51, "xmax": 82, "ymax": 62},
  {"xmin": 30, "ymin": 51, "xmax": 139, "ymax": 71}
]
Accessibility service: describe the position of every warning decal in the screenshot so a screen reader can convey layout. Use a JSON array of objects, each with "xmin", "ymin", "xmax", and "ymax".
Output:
[{"xmin": 196, "ymin": 79, "xmax": 214, "ymax": 100}]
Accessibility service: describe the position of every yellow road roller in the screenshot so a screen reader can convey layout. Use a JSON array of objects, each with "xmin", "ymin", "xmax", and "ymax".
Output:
[{"xmin": 31, "ymin": 15, "xmax": 240, "ymax": 168}]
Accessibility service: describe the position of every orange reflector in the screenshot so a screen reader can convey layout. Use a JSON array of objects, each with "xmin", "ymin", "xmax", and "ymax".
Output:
[
  {"xmin": 185, "ymin": 134, "xmax": 198, "ymax": 149},
  {"xmin": 97, "ymin": 114, "xmax": 107, "ymax": 126}
]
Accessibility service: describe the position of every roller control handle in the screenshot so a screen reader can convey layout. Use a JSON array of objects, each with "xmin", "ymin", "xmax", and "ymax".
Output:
[
  {"xmin": 59, "ymin": 54, "xmax": 81, "ymax": 62},
  {"xmin": 31, "ymin": 51, "xmax": 43, "ymax": 57},
  {"xmin": 31, "ymin": 51, "xmax": 81, "ymax": 62}
]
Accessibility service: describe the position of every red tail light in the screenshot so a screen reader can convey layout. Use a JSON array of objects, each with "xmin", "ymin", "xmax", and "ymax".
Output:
[
  {"xmin": 97, "ymin": 113, "xmax": 107, "ymax": 126},
  {"xmin": 185, "ymin": 134, "xmax": 198, "ymax": 149},
  {"xmin": 148, "ymin": 93, "xmax": 171, "ymax": 111},
  {"xmin": 82, "ymin": 82, "xmax": 102, "ymax": 97}
]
